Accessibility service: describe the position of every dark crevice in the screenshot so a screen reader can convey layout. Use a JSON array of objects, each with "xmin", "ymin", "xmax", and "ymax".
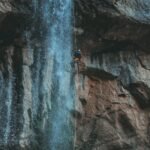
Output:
[
  {"xmin": 90, "ymin": 39, "xmax": 145, "ymax": 57},
  {"xmin": 136, "ymin": 54, "xmax": 150, "ymax": 71},
  {"xmin": 118, "ymin": 113, "xmax": 136, "ymax": 137},
  {"xmin": 10, "ymin": 44, "xmax": 23, "ymax": 146},
  {"xmin": 0, "ymin": 13, "xmax": 29, "ymax": 44},
  {"xmin": 79, "ymin": 119, "xmax": 97, "ymax": 150},
  {"xmin": 81, "ymin": 67, "xmax": 117, "ymax": 80},
  {"xmin": 128, "ymin": 82, "xmax": 150, "ymax": 109}
]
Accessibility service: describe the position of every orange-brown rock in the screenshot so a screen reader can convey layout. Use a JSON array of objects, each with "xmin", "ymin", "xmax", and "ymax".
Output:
[{"xmin": 74, "ymin": 1, "xmax": 150, "ymax": 149}]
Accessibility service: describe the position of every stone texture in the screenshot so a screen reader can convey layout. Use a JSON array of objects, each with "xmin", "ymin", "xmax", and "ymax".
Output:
[
  {"xmin": 74, "ymin": 0, "xmax": 150, "ymax": 150},
  {"xmin": 0, "ymin": 0, "xmax": 150, "ymax": 150},
  {"xmin": 75, "ymin": 0, "xmax": 150, "ymax": 23}
]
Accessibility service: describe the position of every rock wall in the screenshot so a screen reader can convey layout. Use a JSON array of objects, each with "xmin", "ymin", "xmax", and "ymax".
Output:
[
  {"xmin": 75, "ymin": 0, "xmax": 150, "ymax": 150},
  {"xmin": 0, "ymin": 1, "xmax": 52, "ymax": 149},
  {"xmin": 0, "ymin": 0, "xmax": 150, "ymax": 150}
]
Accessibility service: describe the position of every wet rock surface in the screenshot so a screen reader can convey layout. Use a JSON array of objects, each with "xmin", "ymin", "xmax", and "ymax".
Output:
[
  {"xmin": 74, "ymin": 0, "xmax": 150, "ymax": 150},
  {"xmin": 0, "ymin": 1, "xmax": 51, "ymax": 150},
  {"xmin": 0, "ymin": 0, "xmax": 150, "ymax": 150}
]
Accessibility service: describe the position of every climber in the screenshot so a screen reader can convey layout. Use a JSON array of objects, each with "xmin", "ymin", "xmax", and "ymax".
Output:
[{"xmin": 74, "ymin": 49, "xmax": 81, "ymax": 62}]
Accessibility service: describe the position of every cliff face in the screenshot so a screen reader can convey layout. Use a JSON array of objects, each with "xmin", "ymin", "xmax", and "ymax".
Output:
[
  {"xmin": 0, "ymin": 1, "xmax": 52, "ymax": 149},
  {"xmin": 75, "ymin": 0, "xmax": 150, "ymax": 150},
  {"xmin": 0, "ymin": 0, "xmax": 150, "ymax": 150}
]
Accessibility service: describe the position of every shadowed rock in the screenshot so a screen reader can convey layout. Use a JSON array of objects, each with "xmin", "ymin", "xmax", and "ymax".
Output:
[{"xmin": 128, "ymin": 82, "xmax": 150, "ymax": 109}]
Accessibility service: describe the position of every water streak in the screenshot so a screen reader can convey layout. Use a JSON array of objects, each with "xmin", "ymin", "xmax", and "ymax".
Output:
[
  {"xmin": 41, "ymin": 0, "xmax": 74, "ymax": 149},
  {"xmin": 4, "ymin": 50, "xmax": 14, "ymax": 145}
]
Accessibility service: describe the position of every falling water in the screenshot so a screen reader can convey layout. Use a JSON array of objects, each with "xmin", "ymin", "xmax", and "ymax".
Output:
[
  {"xmin": 0, "ymin": 0, "xmax": 75, "ymax": 149},
  {"xmin": 43, "ymin": 0, "xmax": 74, "ymax": 149},
  {"xmin": 4, "ymin": 49, "xmax": 13, "ymax": 145},
  {"xmin": 39, "ymin": 0, "xmax": 75, "ymax": 149},
  {"xmin": 4, "ymin": 67, "xmax": 13, "ymax": 145}
]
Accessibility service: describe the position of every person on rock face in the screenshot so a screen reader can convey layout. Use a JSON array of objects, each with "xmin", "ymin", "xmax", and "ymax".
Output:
[{"xmin": 74, "ymin": 49, "xmax": 81, "ymax": 62}]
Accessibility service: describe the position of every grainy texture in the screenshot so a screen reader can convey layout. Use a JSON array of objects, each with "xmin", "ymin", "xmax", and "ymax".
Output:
[
  {"xmin": 0, "ymin": 0, "xmax": 150, "ymax": 150},
  {"xmin": 74, "ymin": 0, "xmax": 150, "ymax": 150}
]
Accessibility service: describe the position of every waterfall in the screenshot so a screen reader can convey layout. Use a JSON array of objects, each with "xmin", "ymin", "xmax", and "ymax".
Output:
[
  {"xmin": 0, "ymin": 0, "xmax": 75, "ymax": 149},
  {"xmin": 32, "ymin": 0, "xmax": 75, "ymax": 149},
  {"xmin": 44, "ymin": 0, "xmax": 74, "ymax": 149},
  {"xmin": 0, "ymin": 48, "xmax": 15, "ymax": 146},
  {"xmin": 4, "ymin": 66, "xmax": 13, "ymax": 145},
  {"xmin": 5, "ymin": 50, "xmax": 13, "ymax": 146}
]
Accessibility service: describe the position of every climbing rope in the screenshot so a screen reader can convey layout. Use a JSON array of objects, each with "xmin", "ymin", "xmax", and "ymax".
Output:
[
  {"xmin": 73, "ymin": 2, "xmax": 77, "ymax": 150},
  {"xmin": 73, "ymin": 1, "xmax": 80, "ymax": 75},
  {"xmin": 73, "ymin": 1, "xmax": 77, "ymax": 51}
]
